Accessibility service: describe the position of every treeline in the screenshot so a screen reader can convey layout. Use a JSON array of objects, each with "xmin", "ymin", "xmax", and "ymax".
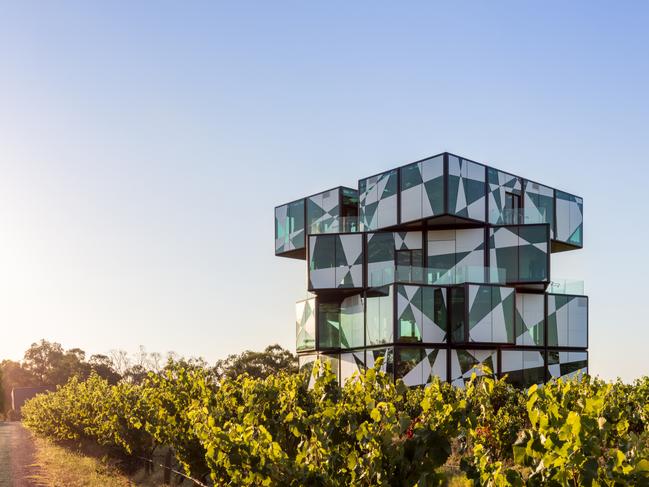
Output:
[
  {"xmin": 21, "ymin": 359, "xmax": 649, "ymax": 486},
  {"xmin": 0, "ymin": 339, "xmax": 296, "ymax": 416}
]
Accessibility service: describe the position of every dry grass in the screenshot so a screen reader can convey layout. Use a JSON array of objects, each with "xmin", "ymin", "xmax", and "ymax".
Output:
[{"xmin": 31, "ymin": 437, "xmax": 171, "ymax": 487}]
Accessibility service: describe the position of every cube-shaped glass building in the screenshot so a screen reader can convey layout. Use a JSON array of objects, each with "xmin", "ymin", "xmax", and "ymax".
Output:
[{"xmin": 277, "ymin": 152, "xmax": 586, "ymax": 388}]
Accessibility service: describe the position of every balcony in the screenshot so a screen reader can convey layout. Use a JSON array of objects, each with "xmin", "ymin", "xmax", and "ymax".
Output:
[
  {"xmin": 489, "ymin": 207, "xmax": 548, "ymax": 226},
  {"xmin": 547, "ymin": 279, "xmax": 585, "ymax": 296},
  {"xmin": 308, "ymin": 216, "xmax": 360, "ymax": 235},
  {"xmin": 368, "ymin": 265, "xmax": 507, "ymax": 287}
]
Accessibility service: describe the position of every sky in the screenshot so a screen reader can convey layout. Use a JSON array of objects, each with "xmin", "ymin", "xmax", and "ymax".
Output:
[{"xmin": 0, "ymin": 2, "xmax": 647, "ymax": 381}]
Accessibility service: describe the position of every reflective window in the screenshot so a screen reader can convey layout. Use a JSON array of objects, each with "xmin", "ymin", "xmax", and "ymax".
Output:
[
  {"xmin": 450, "ymin": 286, "xmax": 466, "ymax": 342},
  {"xmin": 366, "ymin": 286, "xmax": 394, "ymax": 345},
  {"xmin": 340, "ymin": 294, "xmax": 365, "ymax": 348},
  {"xmin": 518, "ymin": 225, "xmax": 548, "ymax": 282},
  {"xmin": 275, "ymin": 199, "xmax": 305, "ymax": 253},
  {"xmin": 296, "ymin": 298, "xmax": 316, "ymax": 351},
  {"xmin": 501, "ymin": 350, "xmax": 545, "ymax": 388},
  {"xmin": 365, "ymin": 347, "xmax": 394, "ymax": 376},
  {"xmin": 467, "ymin": 285, "xmax": 515, "ymax": 344}
]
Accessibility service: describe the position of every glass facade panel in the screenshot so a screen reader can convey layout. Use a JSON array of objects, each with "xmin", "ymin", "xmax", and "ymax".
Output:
[
  {"xmin": 367, "ymin": 232, "xmax": 395, "ymax": 287},
  {"xmin": 310, "ymin": 234, "xmax": 363, "ymax": 289},
  {"xmin": 501, "ymin": 349, "xmax": 545, "ymax": 388},
  {"xmin": 489, "ymin": 225, "xmax": 548, "ymax": 284},
  {"xmin": 340, "ymin": 351, "xmax": 365, "ymax": 384},
  {"xmin": 395, "ymin": 348, "xmax": 423, "ymax": 385},
  {"xmin": 400, "ymin": 157, "xmax": 445, "ymax": 224},
  {"xmin": 523, "ymin": 181, "xmax": 554, "ymax": 233},
  {"xmin": 396, "ymin": 348, "xmax": 447, "ymax": 386},
  {"xmin": 450, "ymin": 349, "xmax": 497, "ymax": 388},
  {"xmin": 275, "ymin": 199, "xmax": 305, "ymax": 253},
  {"xmin": 518, "ymin": 225, "xmax": 548, "ymax": 282},
  {"xmin": 548, "ymin": 351, "xmax": 588, "ymax": 379},
  {"xmin": 465, "ymin": 285, "xmax": 515, "ymax": 344},
  {"xmin": 447, "ymin": 156, "xmax": 486, "ymax": 221},
  {"xmin": 307, "ymin": 189, "xmax": 340, "ymax": 234},
  {"xmin": 296, "ymin": 297, "xmax": 316, "ymax": 351},
  {"xmin": 365, "ymin": 347, "xmax": 394, "ymax": 376},
  {"xmin": 319, "ymin": 353, "xmax": 340, "ymax": 382},
  {"xmin": 366, "ymin": 286, "xmax": 394, "ymax": 345},
  {"xmin": 340, "ymin": 294, "xmax": 365, "ymax": 348},
  {"xmin": 317, "ymin": 302, "xmax": 340, "ymax": 349},
  {"xmin": 515, "ymin": 293, "xmax": 545, "ymax": 346},
  {"xmin": 359, "ymin": 169, "xmax": 398, "ymax": 231},
  {"xmin": 450, "ymin": 286, "xmax": 466, "ymax": 343},
  {"xmin": 309, "ymin": 235, "xmax": 336, "ymax": 289},
  {"xmin": 556, "ymin": 190, "xmax": 583, "ymax": 247},
  {"xmin": 548, "ymin": 295, "xmax": 587, "ymax": 347}
]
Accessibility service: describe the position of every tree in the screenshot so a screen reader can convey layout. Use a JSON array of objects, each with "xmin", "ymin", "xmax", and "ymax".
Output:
[
  {"xmin": 213, "ymin": 344, "xmax": 298, "ymax": 380},
  {"xmin": 88, "ymin": 354, "xmax": 122, "ymax": 384},
  {"xmin": 22, "ymin": 340, "xmax": 91, "ymax": 386},
  {"xmin": 0, "ymin": 359, "xmax": 38, "ymax": 414}
]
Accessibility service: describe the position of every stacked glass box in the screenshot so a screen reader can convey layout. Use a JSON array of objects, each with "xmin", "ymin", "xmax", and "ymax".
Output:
[{"xmin": 276, "ymin": 153, "xmax": 586, "ymax": 388}]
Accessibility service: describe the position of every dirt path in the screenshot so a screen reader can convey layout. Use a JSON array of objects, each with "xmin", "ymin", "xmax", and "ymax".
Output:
[{"xmin": 0, "ymin": 422, "xmax": 43, "ymax": 487}]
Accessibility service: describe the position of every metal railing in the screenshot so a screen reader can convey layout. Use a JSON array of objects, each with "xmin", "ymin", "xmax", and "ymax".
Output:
[
  {"xmin": 368, "ymin": 265, "xmax": 507, "ymax": 287},
  {"xmin": 548, "ymin": 279, "xmax": 585, "ymax": 295},
  {"xmin": 489, "ymin": 207, "xmax": 547, "ymax": 225}
]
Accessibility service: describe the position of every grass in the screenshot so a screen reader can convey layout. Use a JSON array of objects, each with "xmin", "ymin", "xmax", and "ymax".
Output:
[
  {"xmin": 31, "ymin": 437, "xmax": 172, "ymax": 487},
  {"xmin": 28, "ymin": 432, "xmax": 471, "ymax": 487}
]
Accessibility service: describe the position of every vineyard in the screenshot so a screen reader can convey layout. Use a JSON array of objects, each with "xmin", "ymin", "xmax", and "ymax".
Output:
[{"xmin": 21, "ymin": 360, "xmax": 649, "ymax": 486}]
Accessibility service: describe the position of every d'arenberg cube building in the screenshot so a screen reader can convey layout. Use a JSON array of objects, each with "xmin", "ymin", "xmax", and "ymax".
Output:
[{"xmin": 275, "ymin": 153, "xmax": 586, "ymax": 388}]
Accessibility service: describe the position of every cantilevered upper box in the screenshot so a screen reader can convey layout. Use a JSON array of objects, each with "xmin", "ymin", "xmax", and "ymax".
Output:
[{"xmin": 275, "ymin": 152, "xmax": 586, "ymax": 388}]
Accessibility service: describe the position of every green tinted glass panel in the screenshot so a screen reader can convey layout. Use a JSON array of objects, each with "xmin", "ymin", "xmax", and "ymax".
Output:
[
  {"xmin": 400, "ymin": 163, "xmax": 422, "ymax": 191},
  {"xmin": 518, "ymin": 226, "xmax": 548, "ymax": 282},
  {"xmin": 366, "ymin": 286, "xmax": 393, "ymax": 345},
  {"xmin": 310, "ymin": 235, "xmax": 335, "ymax": 270},
  {"xmin": 368, "ymin": 233, "xmax": 394, "ymax": 263},
  {"xmin": 395, "ymin": 348, "xmax": 423, "ymax": 380},
  {"xmin": 318, "ymin": 302, "xmax": 340, "ymax": 349},
  {"xmin": 450, "ymin": 286, "xmax": 465, "ymax": 342}
]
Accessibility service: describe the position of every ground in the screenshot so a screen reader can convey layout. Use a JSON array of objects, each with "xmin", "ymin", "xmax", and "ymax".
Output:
[
  {"xmin": 0, "ymin": 422, "xmax": 169, "ymax": 487},
  {"xmin": 0, "ymin": 422, "xmax": 42, "ymax": 487}
]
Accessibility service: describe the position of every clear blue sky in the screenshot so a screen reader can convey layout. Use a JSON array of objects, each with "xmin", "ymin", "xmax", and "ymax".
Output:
[{"xmin": 0, "ymin": 2, "xmax": 647, "ymax": 381}]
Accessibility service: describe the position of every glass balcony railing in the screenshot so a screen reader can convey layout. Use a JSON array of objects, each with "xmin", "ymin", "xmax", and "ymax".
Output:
[
  {"xmin": 368, "ymin": 265, "xmax": 507, "ymax": 287},
  {"xmin": 548, "ymin": 279, "xmax": 585, "ymax": 295},
  {"xmin": 308, "ymin": 216, "xmax": 360, "ymax": 235},
  {"xmin": 489, "ymin": 207, "xmax": 547, "ymax": 225}
]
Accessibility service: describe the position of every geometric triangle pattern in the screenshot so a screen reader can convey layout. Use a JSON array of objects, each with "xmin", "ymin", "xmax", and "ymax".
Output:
[
  {"xmin": 295, "ymin": 297, "xmax": 316, "ymax": 351},
  {"xmin": 547, "ymin": 350, "xmax": 588, "ymax": 380},
  {"xmin": 396, "ymin": 285, "xmax": 447, "ymax": 343},
  {"xmin": 556, "ymin": 190, "xmax": 583, "ymax": 247},
  {"xmin": 447, "ymin": 155, "xmax": 486, "ymax": 222},
  {"xmin": 523, "ymin": 180, "xmax": 554, "ymax": 236},
  {"xmin": 450, "ymin": 349, "xmax": 497, "ymax": 388},
  {"xmin": 340, "ymin": 294, "xmax": 365, "ymax": 348},
  {"xmin": 396, "ymin": 348, "xmax": 447, "ymax": 387},
  {"xmin": 515, "ymin": 293, "xmax": 545, "ymax": 346},
  {"xmin": 359, "ymin": 169, "xmax": 398, "ymax": 231},
  {"xmin": 488, "ymin": 225, "xmax": 548, "ymax": 284},
  {"xmin": 547, "ymin": 294, "xmax": 588, "ymax": 348},
  {"xmin": 277, "ymin": 152, "xmax": 587, "ymax": 390},
  {"xmin": 307, "ymin": 189, "xmax": 340, "ymax": 234},
  {"xmin": 426, "ymin": 228, "xmax": 485, "ymax": 284},
  {"xmin": 367, "ymin": 231, "xmax": 423, "ymax": 287},
  {"xmin": 275, "ymin": 199, "xmax": 305, "ymax": 253},
  {"xmin": 400, "ymin": 155, "xmax": 444, "ymax": 223},
  {"xmin": 309, "ymin": 234, "xmax": 364, "ymax": 289},
  {"xmin": 500, "ymin": 349, "xmax": 545, "ymax": 388},
  {"xmin": 365, "ymin": 347, "xmax": 394, "ymax": 375},
  {"xmin": 466, "ymin": 284, "xmax": 515, "ymax": 344},
  {"xmin": 340, "ymin": 351, "xmax": 365, "ymax": 385},
  {"xmin": 487, "ymin": 167, "xmax": 522, "ymax": 224}
]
